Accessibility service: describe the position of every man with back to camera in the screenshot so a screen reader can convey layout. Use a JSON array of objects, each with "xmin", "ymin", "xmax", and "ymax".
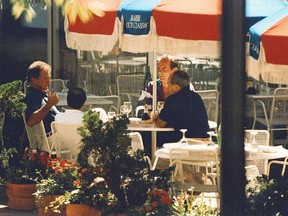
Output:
[
  {"xmin": 154, "ymin": 70, "xmax": 210, "ymax": 141},
  {"xmin": 55, "ymin": 87, "xmax": 87, "ymax": 124}
]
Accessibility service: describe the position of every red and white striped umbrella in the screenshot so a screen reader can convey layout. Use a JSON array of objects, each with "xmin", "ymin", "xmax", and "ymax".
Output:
[{"xmin": 66, "ymin": 0, "xmax": 222, "ymax": 58}]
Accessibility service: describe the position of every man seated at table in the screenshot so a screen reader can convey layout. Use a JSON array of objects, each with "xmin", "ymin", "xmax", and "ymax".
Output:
[
  {"xmin": 136, "ymin": 55, "xmax": 195, "ymax": 156},
  {"xmin": 24, "ymin": 61, "xmax": 60, "ymax": 145},
  {"xmin": 153, "ymin": 70, "xmax": 210, "ymax": 141},
  {"xmin": 136, "ymin": 54, "xmax": 195, "ymax": 118},
  {"xmin": 55, "ymin": 87, "xmax": 87, "ymax": 124},
  {"xmin": 153, "ymin": 70, "xmax": 211, "ymax": 183}
]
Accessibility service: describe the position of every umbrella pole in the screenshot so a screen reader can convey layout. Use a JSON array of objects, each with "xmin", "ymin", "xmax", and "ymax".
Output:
[{"xmin": 151, "ymin": 51, "xmax": 157, "ymax": 159}]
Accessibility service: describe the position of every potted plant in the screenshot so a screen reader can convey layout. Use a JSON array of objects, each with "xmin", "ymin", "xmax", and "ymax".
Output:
[
  {"xmin": 35, "ymin": 158, "xmax": 78, "ymax": 216},
  {"xmin": 0, "ymin": 80, "xmax": 43, "ymax": 210},
  {"xmin": 0, "ymin": 80, "xmax": 26, "ymax": 176},
  {"xmin": 5, "ymin": 146, "xmax": 49, "ymax": 210},
  {"xmin": 47, "ymin": 109, "xmax": 172, "ymax": 215}
]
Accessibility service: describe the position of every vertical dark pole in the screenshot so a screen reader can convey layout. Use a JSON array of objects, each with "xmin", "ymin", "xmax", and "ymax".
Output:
[{"xmin": 221, "ymin": 0, "xmax": 246, "ymax": 215}]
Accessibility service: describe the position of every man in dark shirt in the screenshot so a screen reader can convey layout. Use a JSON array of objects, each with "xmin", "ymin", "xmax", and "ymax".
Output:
[
  {"xmin": 154, "ymin": 70, "xmax": 210, "ymax": 141},
  {"xmin": 136, "ymin": 54, "xmax": 180, "ymax": 117},
  {"xmin": 23, "ymin": 61, "xmax": 60, "ymax": 135}
]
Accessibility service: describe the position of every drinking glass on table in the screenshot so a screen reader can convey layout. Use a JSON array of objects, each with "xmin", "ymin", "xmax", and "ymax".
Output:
[
  {"xmin": 179, "ymin": 129, "xmax": 188, "ymax": 144},
  {"xmin": 120, "ymin": 105, "xmax": 128, "ymax": 117},
  {"xmin": 124, "ymin": 102, "xmax": 132, "ymax": 115}
]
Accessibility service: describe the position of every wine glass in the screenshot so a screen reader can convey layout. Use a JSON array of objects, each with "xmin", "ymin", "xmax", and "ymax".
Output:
[
  {"xmin": 120, "ymin": 105, "xmax": 128, "ymax": 116},
  {"xmin": 250, "ymin": 131, "xmax": 258, "ymax": 150},
  {"xmin": 179, "ymin": 129, "xmax": 188, "ymax": 144},
  {"xmin": 157, "ymin": 101, "xmax": 164, "ymax": 113},
  {"xmin": 124, "ymin": 102, "xmax": 132, "ymax": 117},
  {"xmin": 83, "ymin": 80, "xmax": 88, "ymax": 94}
]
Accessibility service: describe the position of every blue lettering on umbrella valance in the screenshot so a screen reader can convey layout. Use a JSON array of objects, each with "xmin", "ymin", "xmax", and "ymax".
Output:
[{"xmin": 118, "ymin": 0, "xmax": 161, "ymax": 36}]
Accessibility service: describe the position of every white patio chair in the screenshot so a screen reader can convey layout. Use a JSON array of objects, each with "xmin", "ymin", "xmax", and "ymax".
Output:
[
  {"xmin": 94, "ymin": 95, "xmax": 120, "ymax": 114},
  {"xmin": 128, "ymin": 132, "xmax": 152, "ymax": 169},
  {"xmin": 267, "ymin": 156, "xmax": 288, "ymax": 177},
  {"xmin": 51, "ymin": 122, "xmax": 83, "ymax": 162},
  {"xmin": 169, "ymin": 147, "xmax": 221, "ymax": 193},
  {"xmin": 252, "ymin": 87, "xmax": 288, "ymax": 146},
  {"xmin": 195, "ymin": 90, "xmax": 219, "ymax": 125},
  {"xmin": 116, "ymin": 74, "xmax": 144, "ymax": 116},
  {"xmin": 245, "ymin": 129, "xmax": 270, "ymax": 174},
  {"xmin": 22, "ymin": 112, "xmax": 51, "ymax": 153},
  {"xmin": 92, "ymin": 107, "xmax": 108, "ymax": 123}
]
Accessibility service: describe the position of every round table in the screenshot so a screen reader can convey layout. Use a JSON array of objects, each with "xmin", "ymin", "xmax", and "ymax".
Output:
[{"xmin": 127, "ymin": 121, "xmax": 174, "ymax": 158}]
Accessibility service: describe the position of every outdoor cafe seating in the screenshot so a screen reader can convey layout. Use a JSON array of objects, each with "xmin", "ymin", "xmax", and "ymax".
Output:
[{"xmin": 252, "ymin": 87, "xmax": 288, "ymax": 146}]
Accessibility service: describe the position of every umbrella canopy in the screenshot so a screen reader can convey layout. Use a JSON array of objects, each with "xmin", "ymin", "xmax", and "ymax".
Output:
[
  {"xmin": 66, "ymin": 0, "xmax": 222, "ymax": 58},
  {"xmin": 245, "ymin": 0, "xmax": 288, "ymax": 33},
  {"xmin": 119, "ymin": 0, "xmax": 222, "ymax": 58},
  {"xmin": 65, "ymin": 0, "xmax": 123, "ymax": 52},
  {"xmin": 247, "ymin": 7, "xmax": 288, "ymax": 84},
  {"xmin": 153, "ymin": 0, "xmax": 221, "ymax": 57}
]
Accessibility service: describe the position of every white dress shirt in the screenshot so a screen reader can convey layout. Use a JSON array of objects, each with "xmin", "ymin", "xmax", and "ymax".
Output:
[{"xmin": 55, "ymin": 109, "xmax": 84, "ymax": 124}]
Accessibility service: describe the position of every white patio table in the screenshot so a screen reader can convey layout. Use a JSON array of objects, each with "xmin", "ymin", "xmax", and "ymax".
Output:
[
  {"xmin": 127, "ymin": 120, "xmax": 174, "ymax": 159},
  {"xmin": 153, "ymin": 143, "xmax": 288, "ymax": 174},
  {"xmin": 127, "ymin": 120, "xmax": 218, "ymax": 159}
]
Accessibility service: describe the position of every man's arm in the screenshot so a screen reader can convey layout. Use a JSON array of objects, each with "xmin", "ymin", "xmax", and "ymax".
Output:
[
  {"xmin": 153, "ymin": 113, "xmax": 168, "ymax": 128},
  {"xmin": 155, "ymin": 117, "xmax": 167, "ymax": 128},
  {"xmin": 27, "ymin": 91, "xmax": 59, "ymax": 127}
]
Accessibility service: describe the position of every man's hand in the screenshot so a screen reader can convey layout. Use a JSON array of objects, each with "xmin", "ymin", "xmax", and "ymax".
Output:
[
  {"xmin": 47, "ymin": 89, "xmax": 60, "ymax": 106},
  {"xmin": 27, "ymin": 90, "xmax": 59, "ymax": 127},
  {"xmin": 152, "ymin": 113, "xmax": 167, "ymax": 128},
  {"xmin": 150, "ymin": 112, "xmax": 159, "ymax": 122}
]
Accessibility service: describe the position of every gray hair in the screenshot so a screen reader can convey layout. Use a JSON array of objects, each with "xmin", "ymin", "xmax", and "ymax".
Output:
[{"xmin": 170, "ymin": 70, "xmax": 190, "ymax": 88}]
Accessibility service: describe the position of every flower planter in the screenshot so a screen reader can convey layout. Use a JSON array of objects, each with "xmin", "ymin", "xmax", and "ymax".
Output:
[
  {"xmin": 38, "ymin": 195, "xmax": 66, "ymax": 216},
  {"xmin": 66, "ymin": 204, "xmax": 101, "ymax": 216},
  {"xmin": 6, "ymin": 182, "xmax": 36, "ymax": 210}
]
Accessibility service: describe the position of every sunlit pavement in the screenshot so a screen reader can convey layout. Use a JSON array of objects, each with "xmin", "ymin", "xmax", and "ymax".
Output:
[{"xmin": 0, "ymin": 195, "xmax": 36, "ymax": 216}]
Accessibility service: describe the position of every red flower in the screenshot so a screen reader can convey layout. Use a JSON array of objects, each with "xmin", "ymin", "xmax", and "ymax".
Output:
[
  {"xmin": 161, "ymin": 197, "xmax": 172, "ymax": 205},
  {"xmin": 81, "ymin": 168, "xmax": 90, "ymax": 173},
  {"xmin": 54, "ymin": 168, "xmax": 59, "ymax": 173},
  {"xmin": 152, "ymin": 201, "xmax": 158, "ymax": 207},
  {"xmin": 30, "ymin": 155, "xmax": 36, "ymax": 161},
  {"xmin": 74, "ymin": 180, "xmax": 80, "ymax": 187},
  {"xmin": 60, "ymin": 160, "xmax": 66, "ymax": 168},
  {"xmin": 155, "ymin": 189, "xmax": 162, "ymax": 197},
  {"xmin": 145, "ymin": 206, "xmax": 152, "ymax": 212}
]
